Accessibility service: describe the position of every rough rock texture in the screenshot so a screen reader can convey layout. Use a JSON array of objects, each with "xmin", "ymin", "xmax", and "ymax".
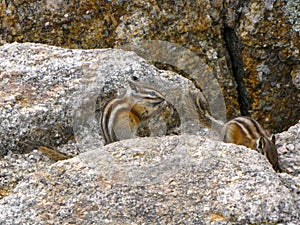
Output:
[
  {"xmin": 0, "ymin": 135, "xmax": 299, "ymax": 224},
  {"xmin": 0, "ymin": 43, "xmax": 216, "ymax": 156},
  {"xmin": 237, "ymin": 0, "xmax": 300, "ymax": 132},
  {"xmin": 0, "ymin": 42, "xmax": 299, "ymax": 224},
  {"xmin": 277, "ymin": 121, "xmax": 300, "ymax": 176},
  {"xmin": 0, "ymin": 149, "xmax": 53, "ymax": 199},
  {"xmin": 1, "ymin": 0, "xmax": 299, "ymax": 132},
  {"xmin": 276, "ymin": 121, "xmax": 300, "ymax": 216}
]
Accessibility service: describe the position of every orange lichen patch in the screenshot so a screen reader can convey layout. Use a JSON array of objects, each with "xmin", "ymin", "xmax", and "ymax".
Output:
[
  {"xmin": 1, "ymin": 81, "xmax": 37, "ymax": 107},
  {"xmin": 3, "ymin": 14, "xmax": 16, "ymax": 28},
  {"xmin": 96, "ymin": 176, "xmax": 112, "ymax": 190},
  {"xmin": 210, "ymin": 212, "xmax": 228, "ymax": 222},
  {"xmin": 0, "ymin": 90, "xmax": 13, "ymax": 101},
  {"xmin": 0, "ymin": 3, "xmax": 5, "ymax": 17},
  {"xmin": 0, "ymin": 188, "xmax": 11, "ymax": 199},
  {"xmin": 242, "ymin": 55, "xmax": 255, "ymax": 73}
]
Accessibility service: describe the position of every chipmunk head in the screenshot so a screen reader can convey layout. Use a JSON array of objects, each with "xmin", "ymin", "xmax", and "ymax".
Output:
[
  {"xmin": 256, "ymin": 134, "xmax": 276, "ymax": 156},
  {"xmin": 256, "ymin": 134, "xmax": 282, "ymax": 172},
  {"xmin": 128, "ymin": 80, "xmax": 166, "ymax": 108}
]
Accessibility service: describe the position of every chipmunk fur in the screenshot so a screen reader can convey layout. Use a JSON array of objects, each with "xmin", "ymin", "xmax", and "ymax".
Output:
[
  {"xmin": 221, "ymin": 116, "xmax": 282, "ymax": 172},
  {"xmin": 100, "ymin": 80, "xmax": 167, "ymax": 144}
]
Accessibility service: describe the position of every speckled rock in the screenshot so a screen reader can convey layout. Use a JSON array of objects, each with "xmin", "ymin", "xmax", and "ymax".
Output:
[
  {"xmin": 276, "ymin": 120, "xmax": 300, "ymax": 176},
  {"xmin": 0, "ymin": 135, "xmax": 299, "ymax": 224},
  {"xmin": 1, "ymin": 0, "xmax": 299, "ymax": 133},
  {"xmin": 0, "ymin": 40, "xmax": 298, "ymax": 224},
  {"xmin": 0, "ymin": 0, "xmax": 126, "ymax": 48},
  {"xmin": 237, "ymin": 0, "xmax": 300, "ymax": 131},
  {"xmin": 0, "ymin": 149, "xmax": 53, "ymax": 199},
  {"xmin": 291, "ymin": 64, "xmax": 300, "ymax": 90},
  {"xmin": 276, "ymin": 121, "xmax": 300, "ymax": 215},
  {"xmin": 0, "ymin": 42, "xmax": 218, "ymax": 156}
]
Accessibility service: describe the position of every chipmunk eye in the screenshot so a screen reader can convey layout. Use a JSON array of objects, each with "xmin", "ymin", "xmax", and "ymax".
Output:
[{"xmin": 148, "ymin": 91, "xmax": 156, "ymax": 96}]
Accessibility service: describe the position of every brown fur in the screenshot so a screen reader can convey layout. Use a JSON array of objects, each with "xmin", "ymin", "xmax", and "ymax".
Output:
[{"xmin": 222, "ymin": 117, "xmax": 282, "ymax": 172}]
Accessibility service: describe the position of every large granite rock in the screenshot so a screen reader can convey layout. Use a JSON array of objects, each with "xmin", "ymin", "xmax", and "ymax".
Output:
[
  {"xmin": 0, "ymin": 0, "xmax": 299, "ymax": 132},
  {"xmin": 0, "ymin": 43, "xmax": 218, "ymax": 156},
  {"xmin": 0, "ymin": 43, "xmax": 299, "ymax": 224},
  {"xmin": 237, "ymin": 0, "xmax": 300, "ymax": 131},
  {"xmin": 277, "ymin": 121, "xmax": 300, "ymax": 176},
  {"xmin": 0, "ymin": 135, "xmax": 299, "ymax": 224}
]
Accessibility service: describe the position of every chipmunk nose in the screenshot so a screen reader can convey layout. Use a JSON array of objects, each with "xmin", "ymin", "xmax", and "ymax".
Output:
[{"xmin": 151, "ymin": 99, "xmax": 165, "ymax": 107}]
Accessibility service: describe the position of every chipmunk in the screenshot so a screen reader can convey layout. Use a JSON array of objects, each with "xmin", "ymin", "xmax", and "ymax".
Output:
[
  {"xmin": 100, "ymin": 80, "xmax": 168, "ymax": 144},
  {"xmin": 222, "ymin": 116, "xmax": 282, "ymax": 172}
]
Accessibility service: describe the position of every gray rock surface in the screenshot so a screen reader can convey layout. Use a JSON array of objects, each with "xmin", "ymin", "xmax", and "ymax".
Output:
[
  {"xmin": 0, "ymin": 43, "xmax": 299, "ymax": 224},
  {"xmin": 0, "ymin": 43, "xmax": 216, "ymax": 156},
  {"xmin": 1, "ymin": 0, "xmax": 299, "ymax": 133},
  {"xmin": 277, "ymin": 121, "xmax": 300, "ymax": 176},
  {"xmin": 0, "ymin": 135, "xmax": 299, "ymax": 224},
  {"xmin": 276, "ymin": 121, "xmax": 300, "ymax": 215}
]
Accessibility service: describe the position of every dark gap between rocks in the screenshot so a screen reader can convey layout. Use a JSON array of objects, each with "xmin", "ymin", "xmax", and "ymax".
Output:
[{"xmin": 223, "ymin": 26, "xmax": 251, "ymax": 116}]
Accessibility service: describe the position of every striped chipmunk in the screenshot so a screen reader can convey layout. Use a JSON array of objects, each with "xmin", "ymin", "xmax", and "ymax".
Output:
[
  {"xmin": 100, "ymin": 80, "xmax": 168, "ymax": 144},
  {"xmin": 222, "ymin": 116, "xmax": 282, "ymax": 172}
]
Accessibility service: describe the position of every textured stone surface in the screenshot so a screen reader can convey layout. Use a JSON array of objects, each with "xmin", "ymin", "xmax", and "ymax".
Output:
[
  {"xmin": 0, "ymin": 43, "xmax": 215, "ymax": 156},
  {"xmin": 0, "ymin": 0, "xmax": 126, "ymax": 48},
  {"xmin": 0, "ymin": 41, "xmax": 298, "ymax": 223},
  {"xmin": 0, "ymin": 0, "xmax": 299, "ymax": 132},
  {"xmin": 237, "ymin": 0, "xmax": 300, "ymax": 132},
  {"xmin": 291, "ymin": 64, "xmax": 300, "ymax": 90},
  {"xmin": 0, "ymin": 5, "xmax": 299, "ymax": 218},
  {"xmin": 276, "ymin": 121, "xmax": 300, "ymax": 176},
  {"xmin": 0, "ymin": 135, "xmax": 299, "ymax": 224},
  {"xmin": 276, "ymin": 121, "xmax": 300, "ymax": 215}
]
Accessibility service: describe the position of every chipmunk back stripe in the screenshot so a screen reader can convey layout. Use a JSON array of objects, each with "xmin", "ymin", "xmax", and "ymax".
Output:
[
  {"xmin": 222, "ymin": 116, "xmax": 281, "ymax": 172},
  {"xmin": 100, "ymin": 80, "xmax": 167, "ymax": 144},
  {"xmin": 101, "ymin": 98, "xmax": 129, "ymax": 143},
  {"xmin": 226, "ymin": 118, "xmax": 252, "ymax": 140},
  {"xmin": 101, "ymin": 102, "xmax": 112, "ymax": 143},
  {"xmin": 234, "ymin": 117, "xmax": 258, "ymax": 140},
  {"xmin": 246, "ymin": 117, "xmax": 268, "ymax": 137},
  {"xmin": 106, "ymin": 98, "xmax": 133, "ymax": 143},
  {"xmin": 228, "ymin": 120, "xmax": 248, "ymax": 139}
]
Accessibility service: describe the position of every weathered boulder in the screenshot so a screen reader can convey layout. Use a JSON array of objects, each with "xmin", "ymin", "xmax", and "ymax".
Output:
[
  {"xmin": 0, "ymin": 135, "xmax": 299, "ymax": 224},
  {"xmin": 0, "ymin": 43, "xmax": 218, "ymax": 156},
  {"xmin": 276, "ymin": 120, "xmax": 300, "ymax": 176},
  {"xmin": 236, "ymin": 0, "xmax": 300, "ymax": 132},
  {"xmin": 0, "ymin": 43, "xmax": 299, "ymax": 224},
  {"xmin": 0, "ymin": 0, "xmax": 299, "ymax": 132}
]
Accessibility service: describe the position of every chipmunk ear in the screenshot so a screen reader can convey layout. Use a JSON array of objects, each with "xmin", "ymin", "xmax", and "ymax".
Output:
[
  {"xmin": 270, "ymin": 134, "xmax": 276, "ymax": 145},
  {"xmin": 128, "ymin": 80, "xmax": 141, "ymax": 93},
  {"xmin": 256, "ymin": 136, "xmax": 265, "ymax": 153}
]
